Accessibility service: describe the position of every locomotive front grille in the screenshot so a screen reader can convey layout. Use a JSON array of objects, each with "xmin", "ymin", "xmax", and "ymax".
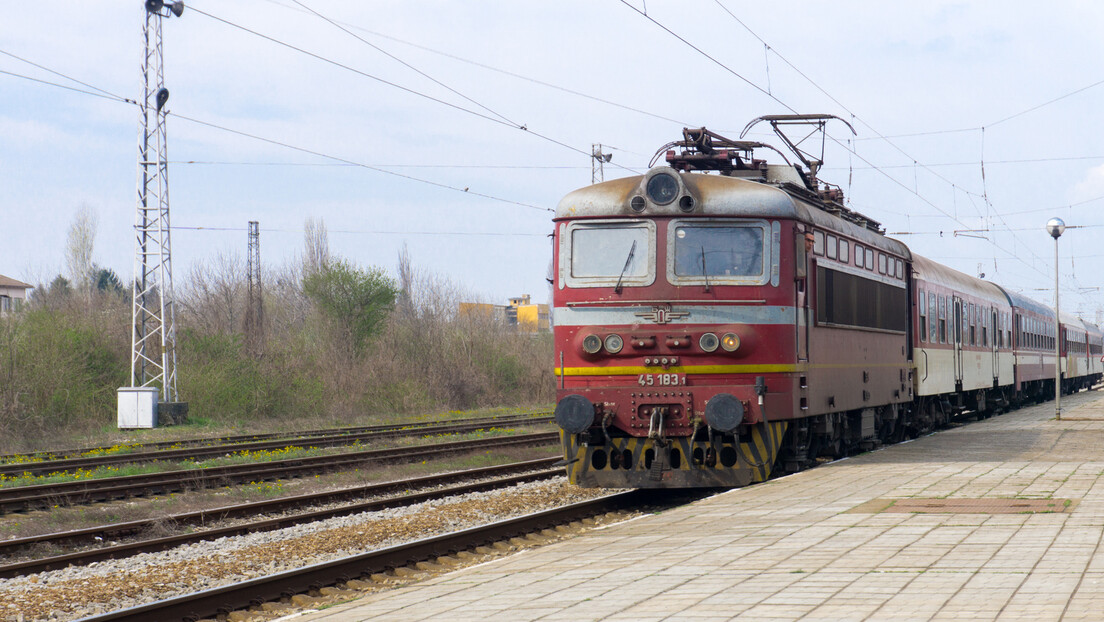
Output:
[{"xmin": 560, "ymin": 422, "xmax": 787, "ymax": 488}]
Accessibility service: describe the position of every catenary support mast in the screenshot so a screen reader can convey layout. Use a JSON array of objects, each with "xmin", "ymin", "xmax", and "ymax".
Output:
[{"xmin": 131, "ymin": 0, "xmax": 183, "ymax": 402}]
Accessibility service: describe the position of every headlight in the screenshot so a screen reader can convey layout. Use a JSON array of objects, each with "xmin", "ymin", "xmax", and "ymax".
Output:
[
  {"xmin": 646, "ymin": 173, "xmax": 679, "ymax": 205},
  {"xmin": 604, "ymin": 334, "xmax": 624, "ymax": 354},
  {"xmin": 721, "ymin": 332, "xmax": 740, "ymax": 352},
  {"xmin": 582, "ymin": 334, "xmax": 602, "ymax": 354},
  {"xmin": 699, "ymin": 332, "xmax": 719, "ymax": 352}
]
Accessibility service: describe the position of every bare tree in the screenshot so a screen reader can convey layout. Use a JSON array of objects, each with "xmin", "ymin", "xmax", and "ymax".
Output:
[
  {"xmin": 303, "ymin": 217, "xmax": 330, "ymax": 278},
  {"xmin": 178, "ymin": 252, "xmax": 245, "ymax": 335},
  {"xmin": 64, "ymin": 205, "xmax": 98, "ymax": 294},
  {"xmin": 396, "ymin": 244, "xmax": 415, "ymax": 319}
]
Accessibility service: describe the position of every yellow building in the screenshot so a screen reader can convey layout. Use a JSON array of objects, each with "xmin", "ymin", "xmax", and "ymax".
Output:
[{"xmin": 459, "ymin": 295, "xmax": 550, "ymax": 332}]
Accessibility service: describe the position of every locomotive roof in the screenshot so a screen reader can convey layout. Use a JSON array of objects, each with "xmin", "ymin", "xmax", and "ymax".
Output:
[
  {"xmin": 912, "ymin": 254, "xmax": 1009, "ymax": 306},
  {"xmin": 555, "ymin": 168, "xmax": 910, "ymax": 258}
]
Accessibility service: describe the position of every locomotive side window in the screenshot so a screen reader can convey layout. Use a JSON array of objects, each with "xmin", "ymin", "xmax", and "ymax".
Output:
[
  {"xmin": 563, "ymin": 221, "xmax": 656, "ymax": 289},
  {"xmin": 815, "ymin": 265, "xmax": 907, "ymax": 332},
  {"xmin": 813, "ymin": 231, "xmax": 825, "ymax": 256},
  {"xmin": 878, "ymin": 253, "xmax": 887, "ymax": 275},
  {"xmin": 855, "ymin": 244, "xmax": 864, "ymax": 268},
  {"xmin": 667, "ymin": 221, "xmax": 768, "ymax": 286},
  {"xmin": 839, "ymin": 240, "xmax": 849, "ymax": 262},
  {"xmin": 827, "ymin": 235, "xmax": 838, "ymax": 259},
  {"xmin": 896, "ymin": 259, "xmax": 904, "ymax": 279},
  {"xmin": 865, "ymin": 248, "xmax": 875, "ymax": 271}
]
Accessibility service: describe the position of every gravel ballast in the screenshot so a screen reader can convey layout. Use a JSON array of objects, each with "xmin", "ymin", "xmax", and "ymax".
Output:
[{"xmin": 0, "ymin": 478, "xmax": 622, "ymax": 621}]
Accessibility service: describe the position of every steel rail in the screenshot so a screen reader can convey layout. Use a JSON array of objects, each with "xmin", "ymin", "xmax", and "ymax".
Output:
[
  {"xmin": 0, "ymin": 416, "xmax": 553, "ymax": 478},
  {"xmin": 0, "ymin": 432, "xmax": 559, "ymax": 513},
  {"xmin": 0, "ymin": 457, "xmax": 560, "ymax": 556},
  {"xmin": 0, "ymin": 413, "xmax": 549, "ymax": 472},
  {"xmin": 0, "ymin": 464, "xmax": 564, "ymax": 578},
  {"xmin": 74, "ymin": 491, "xmax": 645, "ymax": 622}
]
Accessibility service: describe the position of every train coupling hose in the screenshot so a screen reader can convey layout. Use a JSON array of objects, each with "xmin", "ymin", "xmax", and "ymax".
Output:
[{"xmin": 755, "ymin": 376, "xmax": 768, "ymax": 407}]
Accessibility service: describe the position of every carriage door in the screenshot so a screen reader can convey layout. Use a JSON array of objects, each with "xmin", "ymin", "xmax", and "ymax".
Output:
[
  {"xmin": 953, "ymin": 297, "xmax": 964, "ymax": 387},
  {"xmin": 795, "ymin": 230, "xmax": 810, "ymax": 362},
  {"xmin": 991, "ymin": 308, "xmax": 999, "ymax": 384}
]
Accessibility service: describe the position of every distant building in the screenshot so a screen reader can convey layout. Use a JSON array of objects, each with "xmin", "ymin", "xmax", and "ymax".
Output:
[
  {"xmin": 459, "ymin": 294, "xmax": 550, "ymax": 332},
  {"xmin": 0, "ymin": 274, "xmax": 31, "ymax": 313}
]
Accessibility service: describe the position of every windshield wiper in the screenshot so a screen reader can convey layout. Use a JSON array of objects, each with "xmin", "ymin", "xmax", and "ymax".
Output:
[
  {"xmin": 701, "ymin": 245, "xmax": 711, "ymax": 293},
  {"xmin": 614, "ymin": 239, "xmax": 637, "ymax": 294}
]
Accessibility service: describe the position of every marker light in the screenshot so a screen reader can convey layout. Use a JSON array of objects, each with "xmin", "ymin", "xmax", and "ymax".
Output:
[
  {"xmin": 720, "ymin": 333, "xmax": 741, "ymax": 352},
  {"xmin": 699, "ymin": 333, "xmax": 719, "ymax": 352},
  {"xmin": 582, "ymin": 334, "xmax": 602, "ymax": 354},
  {"xmin": 604, "ymin": 334, "xmax": 624, "ymax": 354}
]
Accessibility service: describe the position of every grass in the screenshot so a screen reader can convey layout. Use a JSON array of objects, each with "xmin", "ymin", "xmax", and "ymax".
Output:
[
  {"xmin": 0, "ymin": 424, "xmax": 553, "ymax": 490},
  {"xmin": 0, "ymin": 445, "xmax": 557, "ymax": 541}
]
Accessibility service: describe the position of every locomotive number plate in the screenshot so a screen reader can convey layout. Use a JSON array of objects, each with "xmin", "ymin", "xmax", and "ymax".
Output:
[{"xmin": 638, "ymin": 373, "xmax": 686, "ymax": 387}]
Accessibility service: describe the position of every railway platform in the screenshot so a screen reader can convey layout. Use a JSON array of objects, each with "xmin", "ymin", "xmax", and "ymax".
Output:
[{"xmin": 297, "ymin": 389, "xmax": 1104, "ymax": 621}]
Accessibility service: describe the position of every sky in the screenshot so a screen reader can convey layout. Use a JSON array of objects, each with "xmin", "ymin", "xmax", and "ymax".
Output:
[{"xmin": 2, "ymin": 1, "xmax": 1103, "ymax": 317}]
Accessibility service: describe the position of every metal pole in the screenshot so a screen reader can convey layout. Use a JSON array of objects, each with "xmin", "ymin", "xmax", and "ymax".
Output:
[
  {"xmin": 1055, "ymin": 236, "xmax": 1061, "ymax": 420},
  {"xmin": 1047, "ymin": 217, "xmax": 1065, "ymax": 420}
]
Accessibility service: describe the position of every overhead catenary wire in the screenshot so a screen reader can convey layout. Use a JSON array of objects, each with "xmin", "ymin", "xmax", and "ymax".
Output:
[
  {"xmin": 255, "ymin": 0, "xmax": 695, "ymax": 129},
  {"xmin": 0, "ymin": 48, "xmax": 554, "ymax": 214},
  {"xmin": 187, "ymin": 5, "xmax": 642, "ymax": 177},
  {"xmin": 173, "ymin": 225, "xmax": 547, "ymax": 237},
  {"xmin": 172, "ymin": 112, "xmax": 554, "ymax": 212},
  {"xmin": 658, "ymin": 2, "xmax": 1101, "ymax": 297}
]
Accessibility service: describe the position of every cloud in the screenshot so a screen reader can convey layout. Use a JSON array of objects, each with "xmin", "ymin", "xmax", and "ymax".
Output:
[{"xmin": 1071, "ymin": 164, "xmax": 1104, "ymax": 202}]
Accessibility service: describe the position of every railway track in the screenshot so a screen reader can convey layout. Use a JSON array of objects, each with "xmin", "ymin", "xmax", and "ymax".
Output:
[
  {"xmin": 0, "ymin": 458, "xmax": 563, "ymax": 578},
  {"xmin": 74, "ymin": 490, "xmax": 648, "ymax": 622},
  {"xmin": 0, "ymin": 413, "xmax": 553, "ymax": 477},
  {"xmin": 0, "ymin": 432, "xmax": 559, "ymax": 513}
]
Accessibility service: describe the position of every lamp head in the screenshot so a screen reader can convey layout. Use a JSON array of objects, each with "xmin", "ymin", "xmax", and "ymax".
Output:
[{"xmin": 1046, "ymin": 217, "xmax": 1066, "ymax": 239}]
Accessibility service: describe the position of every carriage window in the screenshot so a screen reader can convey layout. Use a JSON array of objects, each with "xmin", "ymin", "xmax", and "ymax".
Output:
[
  {"xmin": 670, "ymin": 223, "xmax": 767, "ymax": 282},
  {"xmin": 565, "ymin": 221, "xmax": 656, "ymax": 288},
  {"xmin": 827, "ymin": 235, "xmax": 838, "ymax": 259},
  {"xmin": 919, "ymin": 288, "xmax": 927, "ymax": 342},
  {"xmin": 839, "ymin": 240, "xmax": 849, "ymax": 262},
  {"xmin": 938, "ymin": 295, "xmax": 947, "ymax": 343},
  {"xmin": 929, "ymin": 293, "xmax": 937, "ymax": 342}
]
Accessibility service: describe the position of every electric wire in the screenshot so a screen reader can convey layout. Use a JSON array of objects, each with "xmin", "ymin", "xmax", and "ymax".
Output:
[
  {"xmin": 171, "ymin": 112, "xmax": 553, "ymax": 212},
  {"xmin": 255, "ymin": 0, "xmax": 695, "ymax": 128},
  {"xmin": 289, "ymin": 0, "xmax": 518, "ymax": 128},
  {"xmin": 646, "ymin": 3, "xmax": 1102, "ymax": 311},
  {"xmin": 172, "ymin": 225, "xmax": 546, "ymax": 237},
  {"xmin": 0, "ymin": 50, "xmax": 134, "ymax": 103},
  {"xmin": 653, "ymin": 3, "xmax": 1073, "ymax": 288},
  {"xmin": 187, "ymin": 5, "xmax": 640, "ymax": 176},
  {"xmin": 0, "ymin": 47, "xmax": 555, "ymax": 214},
  {"xmin": 0, "ymin": 68, "xmax": 132, "ymax": 105}
]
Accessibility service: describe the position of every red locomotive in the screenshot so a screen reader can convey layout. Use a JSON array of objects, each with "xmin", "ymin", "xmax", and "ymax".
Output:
[{"xmin": 552, "ymin": 116, "xmax": 1102, "ymax": 488}]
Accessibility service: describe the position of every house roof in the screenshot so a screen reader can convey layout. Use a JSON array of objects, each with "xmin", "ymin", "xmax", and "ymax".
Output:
[{"xmin": 0, "ymin": 275, "xmax": 32, "ymax": 289}]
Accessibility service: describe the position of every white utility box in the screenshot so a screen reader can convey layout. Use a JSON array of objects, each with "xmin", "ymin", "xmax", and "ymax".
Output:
[{"xmin": 117, "ymin": 387, "xmax": 159, "ymax": 429}]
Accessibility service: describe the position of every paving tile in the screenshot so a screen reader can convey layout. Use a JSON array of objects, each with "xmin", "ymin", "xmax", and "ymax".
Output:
[{"xmin": 293, "ymin": 391, "xmax": 1104, "ymax": 622}]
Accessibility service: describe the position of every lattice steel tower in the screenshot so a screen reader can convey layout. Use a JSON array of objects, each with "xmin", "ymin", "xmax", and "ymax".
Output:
[
  {"xmin": 130, "ymin": 0, "xmax": 184, "ymax": 401},
  {"xmin": 591, "ymin": 144, "xmax": 611, "ymax": 184},
  {"xmin": 244, "ymin": 221, "xmax": 264, "ymax": 355}
]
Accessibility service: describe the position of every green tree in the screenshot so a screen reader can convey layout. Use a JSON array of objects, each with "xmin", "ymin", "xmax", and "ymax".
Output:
[{"xmin": 303, "ymin": 260, "xmax": 398, "ymax": 354}]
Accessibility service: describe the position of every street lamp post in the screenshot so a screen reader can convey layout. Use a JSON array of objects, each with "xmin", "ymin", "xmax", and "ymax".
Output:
[{"xmin": 1047, "ymin": 217, "xmax": 1066, "ymax": 420}]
